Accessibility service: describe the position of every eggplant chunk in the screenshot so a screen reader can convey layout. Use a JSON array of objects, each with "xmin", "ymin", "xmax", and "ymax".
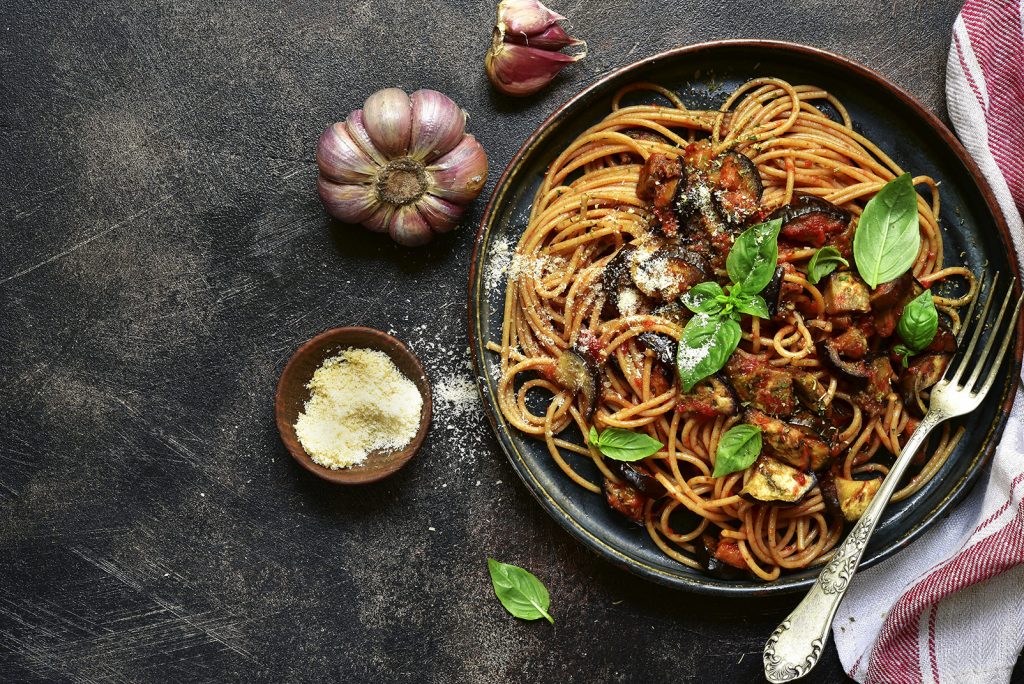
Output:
[
  {"xmin": 834, "ymin": 477, "xmax": 882, "ymax": 521},
  {"xmin": 555, "ymin": 349, "xmax": 599, "ymax": 420},
  {"xmin": 676, "ymin": 374, "xmax": 738, "ymax": 418},
  {"xmin": 870, "ymin": 272, "xmax": 923, "ymax": 338},
  {"xmin": 761, "ymin": 265, "xmax": 787, "ymax": 319},
  {"xmin": 770, "ymin": 194, "xmax": 851, "ymax": 247},
  {"xmin": 794, "ymin": 371, "xmax": 830, "ymax": 415},
  {"xmin": 899, "ymin": 353, "xmax": 951, "ymax": 416},
  {"xmin": 602, "ymin": 246, "xmax": 645, "ymax": 317},
  {"xmin": 824, "ymin": 271, "xmax": 871, "ymax": 314},
  {"xmin": 629, "ymin": 245, "xmax": 707, "ymax": 301},
  {"xmin": 855, "ymin": 355, "xmax": 897, "ymax": 416},
  {"xmin": 924, "ymin": 319, "xmax": 958, "ymax": 354},
  {"xmin": 607, "ymin": 460, "xmax": 666, "ymax": 499},
  {"xmin": 821, "ymin": 339, "xmax": 870, "ymax": 381},
  {"xmin": 741, "ymin": 457, "xmax": 816, "ymax": 505},
  {"xmin": 603, "ymin": 479, "xmax": 647, "ymax": 523},
  {"xmin": 709, "ymin": 150, "xmax": 763, "ymax": 224},
  {"xmin": 724, "ymin": 352, "xmax": 797, "ymax": 417},
  {"xmin": 745, "ymin": 409, "xmax": 832, "ymax": 471},
  {"xmin": 636, "ymin": 152, "xmax": 683, "ymax": 208},
  {"xmin": 637, "ymin": 332, "xmax": 677, "ymax": 367},
  {"xmin": 832, "ymin": 327, "xmax": 869, "ymax": 359},
  {"xmin": 695, "ymin": 533, "xmax": 746, "ymax": 578}
]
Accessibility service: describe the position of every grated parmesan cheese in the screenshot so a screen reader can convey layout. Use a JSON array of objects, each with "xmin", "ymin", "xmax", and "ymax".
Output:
[{"xmin": 294, "ymin": 348, "xmax": 423, "ymax": 469}]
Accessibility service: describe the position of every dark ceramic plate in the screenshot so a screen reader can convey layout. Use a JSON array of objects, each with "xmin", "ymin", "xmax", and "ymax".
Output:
[{"xmin": 468, "ymin": 41, "xmax": 1022, "ymax": 595}]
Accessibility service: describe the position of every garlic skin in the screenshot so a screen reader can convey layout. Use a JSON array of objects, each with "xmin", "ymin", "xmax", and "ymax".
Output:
[
  {"xmin": 486, "ymin": 0, "xmax": 586, "ymax": 97},
  {"xmin": 316, "ymin": 89, "xmax": 488, "ymax": 246}
]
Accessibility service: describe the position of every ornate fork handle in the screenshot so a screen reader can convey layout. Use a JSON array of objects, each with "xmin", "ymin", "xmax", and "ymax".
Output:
[{"xmin": 763, "ymin": 410, "xmax": 945, "ymax": 683}]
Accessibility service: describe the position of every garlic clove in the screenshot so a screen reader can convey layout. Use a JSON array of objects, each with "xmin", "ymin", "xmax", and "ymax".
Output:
[
  {"xmin": 316, "ymin": 177, "xmax": 379, "ymax": 224},
  {"xmin": 504, "ymin": 22, "xmax": 581, "ymax": 51},
  {"xmin": 362, "ymin": 204, "xmax": 395, "ymax": 234},
  {"xmin": 418, "ymin": 193, "xmax": 465, "ymax": 234},
  {"xmin": 317, "ymin": 122, "xmax": 378, "ymax": 184},
  {"xmin": 425, "ymin": 135, "xmax": 489, "ymax": 204},
  {"xmin": 485, "ymin": 42, "xmax": 581, "ymax": 98},
  {"xmin": 345, "ymin": 110, "xmax": 388, "ymax": 166},
  {"xmin": 388, "ymin": 205, "xmax": 434, "ymax": 246},
  {"xmin": 408, "ymin": 90, "xmax": 468, "ymax": 164},
  {"xmin": 362, "ymin": 88, "xmax": 413, "ymax": 159},
  {"xmin": 497, "ymin": 0, "xmax": 566, "ymax": 38}
]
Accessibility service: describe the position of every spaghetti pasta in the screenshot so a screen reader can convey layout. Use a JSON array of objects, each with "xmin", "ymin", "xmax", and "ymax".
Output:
[{"xmin": 488, "ymin": 78, "xmax": 976, "ymax": 579}]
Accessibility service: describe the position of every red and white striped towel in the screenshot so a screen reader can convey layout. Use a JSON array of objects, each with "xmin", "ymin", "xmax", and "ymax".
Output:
[{"xmin": 831, "ymin": 2, "xmax": 1024, "ymax": 683}]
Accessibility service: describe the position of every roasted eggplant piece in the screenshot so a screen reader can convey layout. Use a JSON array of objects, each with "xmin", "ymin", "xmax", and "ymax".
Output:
[
  {"xmin": 708, "ymin": 150, "xmax": 763, "ymax": 224},
  {"xmin": 832, "ymin": 327, "xmax": 869, "ymax": 359},
  {"xmin": 821, "ymin": 339, "xmax": 870, "ymax": 381},
  {"xmin": 676, "ymin": 374, "xmax": 739, "ymax": 418},
  {"xmin": 770, "ymin": 194, "xmax": 851, "ymax": 247},
  {"xmin": 636, "ymin": 152, "xmax": 683, "ymax": 207},
  {"xmin": 629, "ymin": 245, "xmax": 707, "ymax": 301},
  {"xmin": 923, "ymin": 318, "xmax": 958, "ymax": 354},
  {"xmin": 693, "ymin": 533, "xmax": 746, "ymax": 578},
  {"xmin": 898, "ymin": 352, "xmax": 951, "ymax": 416},
  {"xmin": 602, "ymin": 246, "xmax": 644, "ymax": 317},
  {"xmin": 637, "ymin": 332, "xmax": 677, "ymax": 367},
  {"xmin": 607, "ymin": 460, "xmax": 666, "ymax": 499},
  {"xmin": 854, "ymin": 355, "xmax": 897, "ymax": 416},
  {"xmin": 823, "ymin": 271, "xmax": 871, "ymax": 314},
  {"xmin": 794, "ymin": 371, "xmax": 830, "ymax": 415},
  {"xmin": 740, "ymin": 456, "xmax": 816, "ymax": 505},
  {"xmin": 603, "ymin": 479, "xmax": 647, "ymax": 523},
  {"xmin": 723, "ymin": 352, "xmax": 797, "ymax": 417},
  {"xmin": 870, "ymin": 272, "xmax": 923, "ymax": 338},
  {"xmin": 555, "ymin": 349, "xmax": 599, "ymax": 420},
  {"xmin": 674, "ymin": 171, "xmax": 728, "ymax": 240},
  {"xmin": 823, "ymin": 475, "xmax": 882, "ymax": 522},
  {"xmin": 745, "ymin": 409, "xmax": 833, "ymax": 471},
  {"xmin": 761, "ymin": 265, "xmax": 787, "ymax": 319}
]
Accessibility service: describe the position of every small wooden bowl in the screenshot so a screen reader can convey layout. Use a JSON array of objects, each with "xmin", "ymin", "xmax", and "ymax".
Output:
[{"xmin": 275, "ymin": 327, "xmax": 432, "ymax": 484}]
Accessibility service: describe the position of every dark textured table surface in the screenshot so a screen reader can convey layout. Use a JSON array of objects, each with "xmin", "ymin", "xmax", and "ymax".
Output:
[{"xmin": 3, "ymin": 1, "xmax": 1022, "ymax": 682}]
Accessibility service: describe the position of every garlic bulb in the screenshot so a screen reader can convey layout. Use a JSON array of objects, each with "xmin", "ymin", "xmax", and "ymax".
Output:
[
  {"xmin": 316, "ymin": 88, "xmax": 489, "ymax": 246},
  {"xmin": 485, "ymin": 0, "xmax": 586, "ymax": 97}
]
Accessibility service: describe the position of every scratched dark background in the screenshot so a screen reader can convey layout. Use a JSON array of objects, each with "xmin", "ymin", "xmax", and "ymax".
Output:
[{"xmin": 2, "ymin": 1, "xmax": 1022, "ymax": 682}]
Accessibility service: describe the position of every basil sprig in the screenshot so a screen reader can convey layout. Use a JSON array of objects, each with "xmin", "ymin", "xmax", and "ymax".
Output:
[
  {"xmin": 806, "ymin": 246, "xmax": 849, "ymax": 285},
  {"xmin": 677, "ymin": 219, "xmax": 782, "ymax": 391},
  {"xmin": 488, "ymin": 558, "xmax": 553, "ymax": 623},
  {"xmin": 853, "ymin": 173, "xmax": 921, "ymax": 288},
  {"xmin": 588, "ymin": 426, "xmax": 663, "ymax": 462},
  {"xmin": 893, "ymin": 289, "xmax": 938, "ymax": 366},
  {"xmin": 712, "ymin": 424, "xmax": 763, "ymax": 477}
]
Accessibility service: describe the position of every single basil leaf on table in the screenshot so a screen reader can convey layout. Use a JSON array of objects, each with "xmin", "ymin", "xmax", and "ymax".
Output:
[
  {"xmin": 590, "ymin": 426, "xmax": 663, "ymax": 462},
  {"xmin": 681, "ymin": 281, "xmax": 726, "ymax": 314},
  {"xmin": 726, "ymin": 218, "xmax": 783, "ymax": 295},
  {"xmin": 896, "ymin": 288, "xmax": 938, "ymax": 352},
  {"xmin": 677, "ymin": 313, "xmax": 743, "ymax": 391},
  {"xmin": 731, "ymin": 293, "xmax": 770, "ymax": 320},
  {"xmin": 487, "ymin": 558, "xmax": 554, "ymax": 623},
  {"xmin": 853, "ymin": 173, "xmax": 921, "ymax": 288},
  {"xmin": 807, "ymin": 246, "xmax": 849, "ymax": 285},
  {"xmin": 712, "ymin": 424, "xmax": 763, "ymax": 477}
]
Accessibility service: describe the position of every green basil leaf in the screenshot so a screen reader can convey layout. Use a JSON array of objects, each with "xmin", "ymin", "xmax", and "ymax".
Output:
[
  {"xmin": 592, "ymin": 427, "xmax": 663, "ymax": 462},
  {"xmin": 677, "ymin": 313, "xmax": 742, "ymax": 391},
  {"xmin": 487, "ymin": 558, "xmax": 553, "ymax": 623},
  {"xmin": 853, "ymin": 173, "xmax": 921, "ymax": 288},
  {"xmin": 712, "ymin": 424, "xmax": 763, "ymax": 477},
  {"xmin": 681, "ymin": 282, "xmax": 726, "ymax": 314},
  {"xmin": 807, "ymin": 246, "xmax": 849, "ymax": 285},
  {"xmin": 726, "ymin": 218, "xmax": 783, "ymax": 295},
  {"xmin": 896, "ymin": 289, "xmax": 938, "ymax": 352},
  {"xmin": 732, "ymin": 293, "xmax": 770, "ymax": 319}
]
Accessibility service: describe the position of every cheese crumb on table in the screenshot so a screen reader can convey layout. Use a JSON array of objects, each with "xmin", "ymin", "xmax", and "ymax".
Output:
[{"xmin": 294, "ymin": 348, "xmax": 423, "ymax": 469}]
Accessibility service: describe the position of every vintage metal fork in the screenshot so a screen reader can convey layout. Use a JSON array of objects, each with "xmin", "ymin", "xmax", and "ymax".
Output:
[{"xmin": 763, "ymin": 273, "xmax": 1024, "ymax": 683}]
